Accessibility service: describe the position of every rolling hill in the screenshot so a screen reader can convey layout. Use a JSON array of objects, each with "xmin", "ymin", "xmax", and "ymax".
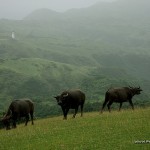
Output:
[{"xmin": 0, "ymin": 0, "xmax": 150, "ymax": 117}]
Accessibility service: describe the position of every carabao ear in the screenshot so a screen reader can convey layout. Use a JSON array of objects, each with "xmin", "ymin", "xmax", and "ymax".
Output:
[
  {"xmin": 129, "ymin": 86, "xmax": 133, "ymax": 89},
  {"xmin": 54, "ymin": 96, "xmax": 57, "ymax": 99},
  {"xmin": 54, "ymin": 95, "xmax": 60, "ymax": 100},
  {"xmin": 138, "ymin": 86, "xmax": 142, "ymax": 91}
]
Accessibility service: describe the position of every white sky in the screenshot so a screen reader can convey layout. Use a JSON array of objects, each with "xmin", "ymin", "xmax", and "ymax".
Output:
[{"xmin": 0, "ymin": 0, "xmax": 115, "ymax": 19}]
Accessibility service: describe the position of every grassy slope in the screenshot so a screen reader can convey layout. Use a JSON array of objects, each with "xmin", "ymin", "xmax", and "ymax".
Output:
[
  {"xmin": 0, "ymin": 57, "xmax": 90, "ymax": 104},
  {"xmin": 0, "ymin": 58, "xmax": 89, "ymax": 78},
  {"xmin": 0, "ymin": 108, "xmax": 150, "ymax": 150},
  {"xmin": 0, "ymin": 38, "xmax": 150, "ymax": 119}
]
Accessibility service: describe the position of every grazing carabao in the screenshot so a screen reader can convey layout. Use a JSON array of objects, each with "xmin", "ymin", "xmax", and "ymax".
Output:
[
  {"xmin": 101, "ymin": 86, "xmax": 142, "ymax": 113},
  {"xmin": 54, "ymin": 89, "xmax": 85, "ymax": 119},
  {"xmin": 2, "ymin": 99, "xmax": 34, "ymax": 130}
]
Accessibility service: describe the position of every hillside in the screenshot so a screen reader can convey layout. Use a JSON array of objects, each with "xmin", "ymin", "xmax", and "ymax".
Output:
[
  {"xmin": 0, "ymin": 108, "xmax": 150, "ymax": 150},
  {"xmin": 0, "ymin": 0, "xmax": 150, "ymax": 117}
]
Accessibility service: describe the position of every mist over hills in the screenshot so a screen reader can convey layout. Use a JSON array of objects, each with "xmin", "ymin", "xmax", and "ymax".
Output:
[
  {"xmin": 24, "ymin": 8, "xmax": 61, "ymax": 21},
  {"xmin": 23, "ymin": 0, "xmax": 150, "ymax": 51},
  {"xmin": 0, "ymin": 0, "xmax": 150, "ymax": 117}
]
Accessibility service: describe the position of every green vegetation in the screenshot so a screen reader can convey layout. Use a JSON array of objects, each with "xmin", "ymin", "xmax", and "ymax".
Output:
[
  {"xmin": 0, "ymin": 0, "xmax": 150, "ymax": 117},
  {"xmin": 0, "ymin": 108, "xmax": 150, "ymax": 150},
  {"xmin": 0, "ymin": 1, "xmax": 149, "ymax": 149}
]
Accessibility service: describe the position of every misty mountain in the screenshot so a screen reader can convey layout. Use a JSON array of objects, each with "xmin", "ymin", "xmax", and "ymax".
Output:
[
  {"xmin": 23, "ymin": 0, "xmax": 150, "ymax": 47},
  {"xmin": 25, "ymin": 0, "xmax": 150, "ymax": 20},
  {"xmin": 24, "ymin": 0, "xmax": 150, "ymax": 24},
  {"xmin": 0, "ymin": 0, "xmax": 150, "ymax": 116},
  {"xmin": 0, "ymin": 0, "xmax": 150, "ymax": 79}
]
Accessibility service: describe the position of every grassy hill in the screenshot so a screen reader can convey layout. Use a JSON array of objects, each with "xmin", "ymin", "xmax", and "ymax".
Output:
[
  {"xmin": 0, "ymin": 0, "xmax": 150, "ymax": 117},
  {"xmin": 0, "ymin": 108, "xmax": 150, "ymax": 150}
]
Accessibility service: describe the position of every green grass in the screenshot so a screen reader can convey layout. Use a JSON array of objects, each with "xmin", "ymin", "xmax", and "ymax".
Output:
[
  {"xmin": 0, "ymin": 108, "xmax": 150, "ymax": 150},
  {"xmin": 0, "ymin": 57, "xmax": 90, "ymax": 77}
]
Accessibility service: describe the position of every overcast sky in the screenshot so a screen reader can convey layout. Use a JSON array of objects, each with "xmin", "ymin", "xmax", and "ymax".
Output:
[{"xmin": 0, "ymin": 0, "xmax": 115, "ymax": 20}]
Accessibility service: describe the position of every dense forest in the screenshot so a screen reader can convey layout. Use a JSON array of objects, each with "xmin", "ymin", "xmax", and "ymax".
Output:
[{"xmin": 0, "ymin": 0, "xmax": 150, "ymax": 118}]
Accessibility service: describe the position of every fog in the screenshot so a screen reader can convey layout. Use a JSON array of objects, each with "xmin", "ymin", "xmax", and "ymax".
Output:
[{"xmin": 0, "ymin": 0, "xmax": 116, "ymax": 20}]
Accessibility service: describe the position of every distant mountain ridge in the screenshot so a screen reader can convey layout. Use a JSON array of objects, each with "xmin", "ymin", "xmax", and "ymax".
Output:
[{"xmin": 24, "ymin": 0, "xmax": 150, "ymax": 21}]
